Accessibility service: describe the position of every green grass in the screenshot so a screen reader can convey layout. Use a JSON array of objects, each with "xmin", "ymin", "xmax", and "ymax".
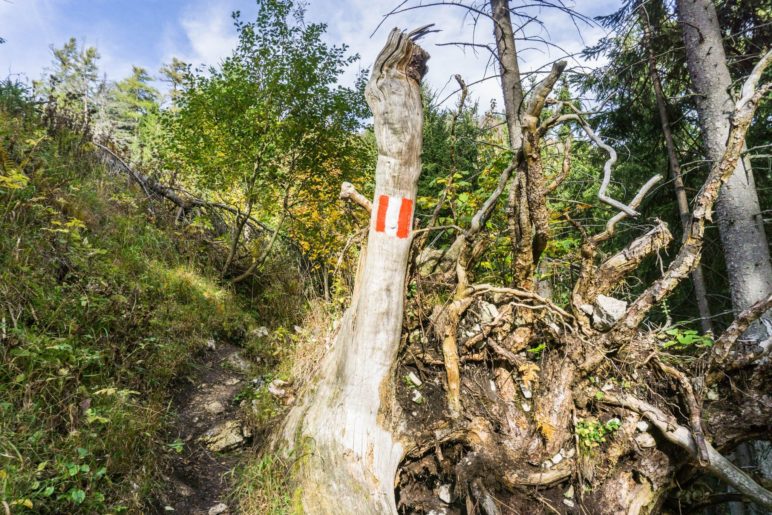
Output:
[{"xmin": 0, "ymin": 89, "xmax": 270, "ymax": 512}]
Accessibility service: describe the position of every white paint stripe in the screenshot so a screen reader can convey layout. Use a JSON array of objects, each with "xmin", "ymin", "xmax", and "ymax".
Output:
[{"xmin": 384, "ymin": 195, "xmax": 401, "ymax": 236}]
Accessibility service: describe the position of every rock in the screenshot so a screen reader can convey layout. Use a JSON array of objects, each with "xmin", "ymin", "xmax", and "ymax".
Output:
[
  {"xmin": 224, "ymin": 353, "xmax": 250, "ymax": 373},
  {"xmin": 224, "ymin": 378, "xmax": 240, "ymax": 386},
  {"xmin": 204, "ymin": 401, "xmax": 225, "ymax": 415},
  {"xmin": 461, "ymin": 324, "xmax": 481, "ymax": 339},
  {"xmin": 411, "ymin": 390, "xmax": 424, "ymax": 404},
  {"xmin": 579, "ymin": 303, "xmax": 594, "ymax": 316},
  {"xmin": 406, "ymin": 372, "xmax": 422, "ymax": 387},
  {"xmin": 520, "ymin": 384, "xmax": 532, "ymax": 399},
  {"xmin": 521, "ymin": 402, "xmax": 531, "ymax": 412},
  {"xmin": 208, "ymin": 503, "xmax": 228, "ymax": 515},
  {"xmin": 479, "ymin": 301, "xmax": 499, "ymax": 323},
  {"xmin": 253, "ymin": 326, "xmax": 269, "ymax": 338},
  {"xmin": 636, "ymin": 420, "xmax": 650, "ymax": 433},
  {"xmin": 206, "ymin": 339, "xmax": 216, "ymax": 351},
  {"xmin": 592, "ymin": 295, "xmax": 628, "ymax": 331},
  {"xmin": 438, "ymin": 484, "xmax": 452, "ymax": 504},
  {"xmin": 200, "ymin": 420, "xmax": 247, "ymax": 452},
  {"xmin": 489, "ymin": 380, "xmax": 497, "ymax": 393},
  {"xmin": 635, "ymin": 432, "xmax": 657, "ymax": 449},
  {"xmin": 176, "ymin": 482, "xmax": 194, "ymax": 497},
  {"xmin": 293, "ymin": 325, "xmax": 302, "ymax": 333},
  {"xmin": 551, "ymin": 451, "xmax": 563, "ymax": 465},
  {"xmin": 563, "ymin": 498, "xmax": 575, "ymax": 508},
  {"xmin": 268, "ymin": 379, "xmax": 287, "ymax": 397},
  {"xmin": 542, "ymin": 458, "xmax": 553, "ymax": 469}
]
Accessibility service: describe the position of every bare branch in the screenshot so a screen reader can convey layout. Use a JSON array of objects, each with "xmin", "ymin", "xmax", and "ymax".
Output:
[
  {"xmin": 339, "ymin": 181, "xmax": 372, "ymax": 213},
  {"xmin": 712, "ymin": 293, "xmax": 772, "ymax": 365},
  {"xmin": 602, "ymin": 392, "xmax": 772, "ymax": 510},
  {"xmin": 591, "ymin": 174, "xmax": 663, "ymax": 244},
  {"xmin": 657, "ymin": 360, "xmax": 710, "ymax": 464},
  {"xmin": 465, "ymin": 283, "xmax": 573, "ymax": 321},
  {"xmin": 593, "ymin": 221, "xmax": 673, "ymax": 296},
  {"xmin": 738, "ymin": 49, "xmax": 772, "ymax": 107},
  {"xmin": 525, "ymin": 60, "xmax": 567, "ymax": 117},
  {"xmin": 563, "ymin": 106, "xmax": 646, "ymax": 217}
]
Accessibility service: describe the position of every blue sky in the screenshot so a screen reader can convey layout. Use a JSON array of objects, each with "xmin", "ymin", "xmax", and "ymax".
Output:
[{"xmin": 0, "ymin": 0, "xmax": 620, "ymax": 107}]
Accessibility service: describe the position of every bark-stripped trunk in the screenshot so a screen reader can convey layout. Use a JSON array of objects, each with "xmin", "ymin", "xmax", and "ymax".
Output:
[
  {"xmin": 277, "ymin": 29, "xmax": 428, "ymax": 514},
  {"xmin": 676, "ymin": 0, "xmax": 772, "ymax": 336},
  {"xmin": 641, "ymin": 7, "xmax": 713, "ymax": 334},
  {"xmin": 490, "ymin": 0, "xmax": 524, "ymax": 151}
]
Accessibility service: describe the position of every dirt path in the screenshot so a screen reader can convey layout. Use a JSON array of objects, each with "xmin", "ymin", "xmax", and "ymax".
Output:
[{"xmin": 154, "ymin": 343, "xmax": 254, "ymax": 515}]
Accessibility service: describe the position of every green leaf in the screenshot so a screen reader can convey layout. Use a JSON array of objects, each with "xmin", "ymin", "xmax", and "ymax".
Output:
[{"xmin": 69, "ymin": 488, "xmax": 86, "ymax": 504}]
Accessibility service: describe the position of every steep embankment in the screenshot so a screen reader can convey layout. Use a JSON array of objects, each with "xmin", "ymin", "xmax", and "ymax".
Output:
[{"xmin": 0, "ymin": 91, "xmax": 296, "ymax": 513}]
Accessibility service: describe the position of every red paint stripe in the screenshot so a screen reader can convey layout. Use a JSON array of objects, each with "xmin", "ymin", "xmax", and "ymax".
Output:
[
  {"xmin": 396, "ymin": 198, "xmax": 413, "ymax": 239},
  {"xmin": 375, "ymin": 194, "xmax": 389, "ymax": 232}
]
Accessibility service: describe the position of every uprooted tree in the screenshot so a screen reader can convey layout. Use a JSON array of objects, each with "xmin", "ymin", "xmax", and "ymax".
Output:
[{"xmin": 274, "ymin": 9, "xmax": 772, "ymax": 515}]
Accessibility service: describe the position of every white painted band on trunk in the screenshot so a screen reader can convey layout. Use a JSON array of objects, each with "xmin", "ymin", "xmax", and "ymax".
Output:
[{"xmin": 383, "ymin": 195, "xmax": 401, "ymax": 236}]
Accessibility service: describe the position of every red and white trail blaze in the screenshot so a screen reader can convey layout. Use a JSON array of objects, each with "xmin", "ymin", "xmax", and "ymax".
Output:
[{"xmin": 375, "ymin": 194, "xmax": 413, "ymax": 239}]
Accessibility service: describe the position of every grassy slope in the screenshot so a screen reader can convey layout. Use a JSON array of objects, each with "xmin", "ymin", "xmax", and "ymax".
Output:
[{"xmin": 0, "ymin": 91, "xmax": 290, "ymax": 513}]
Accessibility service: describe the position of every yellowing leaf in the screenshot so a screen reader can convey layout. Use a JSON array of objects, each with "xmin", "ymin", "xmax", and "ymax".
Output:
[
  {"xmin": 518, "ymin": 362, "xmax": 540, "ymax": 389},
  {"xmin": 11, "ymin": 499, "xmax": 34, "ymax": 508},
  {"xmin": 536, "ymin": 418, "xmax": 556, "ymax": 442}
]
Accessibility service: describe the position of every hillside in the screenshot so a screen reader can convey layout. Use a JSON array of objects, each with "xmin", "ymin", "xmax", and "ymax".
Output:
[
  {"xmin": 0, "ymin": 81, "xmax": 305, "ymax": 513},
  {"xmin": 2, "ymin": 0, "xmax": 771, "ymax": 513}
]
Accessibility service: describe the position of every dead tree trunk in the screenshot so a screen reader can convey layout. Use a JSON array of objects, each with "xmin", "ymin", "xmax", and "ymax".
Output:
[
  {"xmin": 277, "ymin": 28, "xmax": 429, "ymax": 514},
  {"xmin": 490, "ymin": 0, "xmax": 524, "ymax": 151},
  {"xmin": 676, "ymin": 0, "xmax": 772, "ymax": 337}
]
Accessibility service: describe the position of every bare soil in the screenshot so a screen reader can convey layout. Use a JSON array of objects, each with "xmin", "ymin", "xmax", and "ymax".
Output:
[{"xmin": 152, "ymin": 343, "xmax": 253, "ymax": 515}]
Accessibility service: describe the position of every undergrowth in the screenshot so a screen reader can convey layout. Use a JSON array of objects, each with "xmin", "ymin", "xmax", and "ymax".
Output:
[{"xmin": 0, "ymin": 81, "xmax": 302, "ymax": 513}]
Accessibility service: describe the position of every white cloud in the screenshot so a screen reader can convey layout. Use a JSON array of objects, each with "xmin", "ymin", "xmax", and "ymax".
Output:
[{"xmin": 175, "ymin": 0, "xmax": 242, "ymax": 68}]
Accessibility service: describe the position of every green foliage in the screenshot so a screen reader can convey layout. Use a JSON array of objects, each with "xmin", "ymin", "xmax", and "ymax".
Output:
[
  {"xmin": 0, "ymin": 105, "xmax": 264, "ymax": 512},
  {"xmin": 107, "ymin": 66, "xmax": 161, "ymax": 161},
  {"xmin": 580, "ymin": 0, "xmax": 771, "ymax": 327},
  {"xmin": 233, "ymin": 452, "xmax": 294, "ymax": 514},
  {"xmin": 160, "ymin": 0, "xmax": 371, "ymax": 273},
  {"xmin": 659, "ymin": 328, "xmax": 714, "ymax": 351},
  {"xmin": 34, "ymin": 37, "xmax": 102, "ymax": 117},
  {"xmin": 158, "ymin": 57, "xmax": 190, "ymax": 105},
  {"xmin": 575, "ymin": 417, "xmax": 621, "ymax": 451}
]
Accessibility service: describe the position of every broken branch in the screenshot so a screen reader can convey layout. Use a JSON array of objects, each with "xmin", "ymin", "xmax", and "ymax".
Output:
[
  {"xmin": 339, "ymin": 181, "xmax": 372, "ymax": 213},
  {"xmin": 712, "ymin": 293, "xmax": 772, "ymax": 366},
  {"xmin": 602, "ymin": 392, "xmax": 772, "ymax": 510}
]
